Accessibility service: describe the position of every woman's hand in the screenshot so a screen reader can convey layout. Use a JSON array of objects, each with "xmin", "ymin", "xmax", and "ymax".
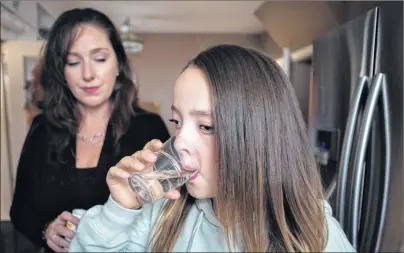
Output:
[
  {"xmin": 45, "ymin": 211, "xmax": 79, "ymax": 252},
  {"xmin": 107, "ymin": 139, "xmax": 181, "ymax": 209}
]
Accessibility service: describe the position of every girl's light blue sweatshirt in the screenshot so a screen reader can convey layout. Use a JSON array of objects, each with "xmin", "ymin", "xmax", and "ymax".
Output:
[{"xmin": 69, "ymin": 196, "xmax": 356, "ymax": 252}]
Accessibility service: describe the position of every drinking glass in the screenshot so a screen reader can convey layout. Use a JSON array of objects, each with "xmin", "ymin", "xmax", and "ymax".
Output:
[{"xmin": 128, "ymin": 136, "xmax": 200, "ymax": 203}]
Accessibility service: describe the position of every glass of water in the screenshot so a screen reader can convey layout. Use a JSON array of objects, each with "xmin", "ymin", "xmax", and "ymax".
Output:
[{"xmin": 128, "ymin": 136, "xmax": 200, "ymax": 204}]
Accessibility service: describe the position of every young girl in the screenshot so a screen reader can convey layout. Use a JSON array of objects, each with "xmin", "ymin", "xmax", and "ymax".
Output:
[{"xmin": 69, "ymin": 45, "xmax": 355, "ymax": 252}]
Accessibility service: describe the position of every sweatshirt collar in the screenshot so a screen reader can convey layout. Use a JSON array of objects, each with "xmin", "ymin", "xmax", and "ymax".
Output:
[{"xmin": 195, "ymin": 198, "xmax": 222, "ymax": 228}]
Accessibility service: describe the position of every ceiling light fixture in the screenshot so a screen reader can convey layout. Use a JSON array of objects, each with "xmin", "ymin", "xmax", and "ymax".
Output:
[{"xmin": 119, "ymin": 17, "xmax": 143, "ymax": 54}]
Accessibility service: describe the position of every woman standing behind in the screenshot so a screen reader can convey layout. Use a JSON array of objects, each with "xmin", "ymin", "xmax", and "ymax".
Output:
[{"xmin": 9, "ymin": 8, "xmax": 170, "ymax": 252}]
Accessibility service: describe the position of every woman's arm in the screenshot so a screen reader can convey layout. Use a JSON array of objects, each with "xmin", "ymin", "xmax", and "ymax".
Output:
[
  {"xmin": 9, "ymin": 115, "xmax": 49, "ymax": 247},
  {"xmin": 69, "ymin": 196, "xmax": 165, "ymax": 252}
]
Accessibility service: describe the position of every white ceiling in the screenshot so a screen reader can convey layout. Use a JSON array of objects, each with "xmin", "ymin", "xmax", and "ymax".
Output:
[{"xmin": 40, "ymin": 0, "xmax": 266, "ymax": 34}]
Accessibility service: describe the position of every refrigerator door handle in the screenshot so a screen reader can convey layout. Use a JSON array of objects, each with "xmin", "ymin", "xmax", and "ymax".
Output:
[
  {"xmin": 331, "ymin": 76, "xmax": 369, "ymax": 225},
  {"xmin": 375, "ymin": 74, "xmax": 391, "ymax": 252},
  {"xmin": 350, "ymin": 73, "xmax": 391, "ymax": 249}
]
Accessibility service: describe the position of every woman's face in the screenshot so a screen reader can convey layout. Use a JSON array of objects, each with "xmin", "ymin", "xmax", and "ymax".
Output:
[
  {"xmin": 171, "ymin": 67, "xmax": 219, "ymax": 199},
  {"xmin": 64, "ymin": 24, "xmax": 119, "ymax": 108}
]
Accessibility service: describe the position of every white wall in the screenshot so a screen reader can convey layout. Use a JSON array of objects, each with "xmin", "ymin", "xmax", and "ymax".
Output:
[
  {"xmin": 1, "ymin": 49, "xmax": 13, "ymax": 220},
  {"xmin": 1, "ymin": 41, "xmax": 45, "ymax": 220}
]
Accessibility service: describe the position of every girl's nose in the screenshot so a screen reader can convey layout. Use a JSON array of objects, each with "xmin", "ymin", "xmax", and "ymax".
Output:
[{"xmin": 174, "ymin": 136, "xmax": 201, "ymax": 171}]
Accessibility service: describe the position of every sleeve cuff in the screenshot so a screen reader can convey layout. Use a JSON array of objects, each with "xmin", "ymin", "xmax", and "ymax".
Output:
[{"xmin": 100, "ymin": 195, "xmax": 143, "ymax": 228}]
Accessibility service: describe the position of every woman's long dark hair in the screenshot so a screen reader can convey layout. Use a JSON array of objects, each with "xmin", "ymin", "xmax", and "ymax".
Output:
[
  {"xmin": 41, "ymin": 8, "xmax": 137, "ymax": 164},
  {"xmin": 149, "ymin": 45, "xmax": 326, "ymax": 252}
]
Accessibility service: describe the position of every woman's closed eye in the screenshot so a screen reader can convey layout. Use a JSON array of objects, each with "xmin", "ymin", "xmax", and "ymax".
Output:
[
  {"xmin": 66, "ymin": 61, "xmax": 80, "ymax": 66},
  {"xmin": 94, "ymin": 56, "xmax": 106, "ymax": 63},
  {"xmin": 66, "ymin": 57, "xmax": 106, "ymax": 66}
]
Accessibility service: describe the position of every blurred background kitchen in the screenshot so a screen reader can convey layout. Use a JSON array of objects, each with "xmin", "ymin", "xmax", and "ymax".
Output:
[{"xmin": 1, "ymin": 1, "xmax": 402, "ymax": 252}]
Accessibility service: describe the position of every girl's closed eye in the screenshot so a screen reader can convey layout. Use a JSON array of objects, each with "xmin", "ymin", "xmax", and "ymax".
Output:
[
  {"xmin": 169, "ymin": 119, "xmax": 182, "ymax": 128},
  {"xmin": 200, "ymin": 124, "xmax": 214, "ymax": 134}
]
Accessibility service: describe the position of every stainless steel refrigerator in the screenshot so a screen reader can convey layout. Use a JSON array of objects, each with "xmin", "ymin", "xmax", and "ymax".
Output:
[{"xmin": 310, "ymin": 2, "xmax": 403, "ymax": 252}]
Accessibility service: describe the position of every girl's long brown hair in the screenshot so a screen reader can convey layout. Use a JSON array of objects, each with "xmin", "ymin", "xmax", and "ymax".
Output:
[{"xmin": 149, "ymin": 44, "xmax": 326, "ymax": 252}]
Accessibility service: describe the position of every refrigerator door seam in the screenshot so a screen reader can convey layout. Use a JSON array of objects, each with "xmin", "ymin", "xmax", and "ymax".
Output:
[{"xmin": 334, "ymin": 76, "xmax": 370, "ymax": 225}]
